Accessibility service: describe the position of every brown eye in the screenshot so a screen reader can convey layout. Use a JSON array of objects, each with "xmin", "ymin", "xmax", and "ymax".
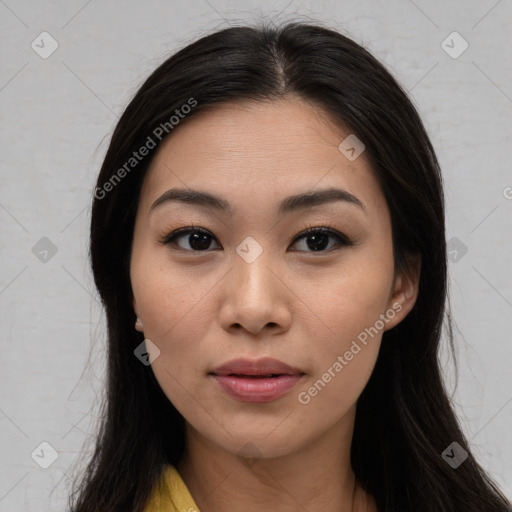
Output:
[
  {"xmin": 161, "ymin": 228, "xmax": 220, "ymax": 252},
  {"xmin": 290, "ymin": 227, "xmax": 354, "ymax": 253}
]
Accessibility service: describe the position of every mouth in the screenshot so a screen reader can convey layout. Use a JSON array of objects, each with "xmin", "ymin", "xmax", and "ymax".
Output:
[{"xmin": 209, "ymin": 357, "xmax": 305, "ymax": 403}]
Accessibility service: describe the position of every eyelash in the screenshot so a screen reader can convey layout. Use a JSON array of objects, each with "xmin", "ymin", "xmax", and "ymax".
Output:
[{"xmin": 158, "ymin": 222, "xmax": 355, "ymax": 254}]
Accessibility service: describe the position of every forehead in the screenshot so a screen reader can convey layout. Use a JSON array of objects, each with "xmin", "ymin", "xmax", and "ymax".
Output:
[{"xmin": 139, "ymin": 97, "xmax": 385, "ymax": 217}]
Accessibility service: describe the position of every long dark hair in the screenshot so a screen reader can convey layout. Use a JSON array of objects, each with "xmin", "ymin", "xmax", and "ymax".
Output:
[{"xmin": 69, "ymin": 20, "xmax": 511, "ymax": 512}]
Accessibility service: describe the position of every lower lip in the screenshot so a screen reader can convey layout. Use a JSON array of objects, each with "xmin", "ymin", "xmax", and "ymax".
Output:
[{"xmin": 211, "ymin": 374, "xmax": 303, "ymax": 403}]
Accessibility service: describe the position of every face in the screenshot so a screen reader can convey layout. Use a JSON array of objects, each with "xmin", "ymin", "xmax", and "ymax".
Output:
[{"xmin": 130, "ymin": 97, "xmax": 419, "ymax": 459}]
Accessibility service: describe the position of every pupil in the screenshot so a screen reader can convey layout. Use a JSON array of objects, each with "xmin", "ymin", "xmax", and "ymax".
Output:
[
  {"xmin": 307, "ymin": 233, "xmax": 328, "ymax": 251},
  {"xmin": 189, "ymin": 232, "xmax": 211, "ymax": 250}
]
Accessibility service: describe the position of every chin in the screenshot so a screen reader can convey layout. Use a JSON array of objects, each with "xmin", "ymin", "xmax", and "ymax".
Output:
[{"xmin": 202, "ymin": 423, "xmax": 311, "ymax": 462}]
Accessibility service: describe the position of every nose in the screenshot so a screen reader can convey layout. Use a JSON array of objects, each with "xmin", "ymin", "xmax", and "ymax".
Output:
[{"xmin": 218, "ymin": 249, "xmax": 292, "ymax": 336}]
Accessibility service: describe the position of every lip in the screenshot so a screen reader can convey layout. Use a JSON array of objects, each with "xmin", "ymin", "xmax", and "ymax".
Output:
[
  {"xmin": 209, "ymin": 357, "xmax": 305, "ymax": 403},
  {"xmin": 211, "ymin": 357, "xmax": 303, "ymax": 377}
]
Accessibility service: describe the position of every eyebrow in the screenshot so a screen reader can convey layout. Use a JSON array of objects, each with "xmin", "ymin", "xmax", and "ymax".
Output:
[{"xmin": 149, "ymin": 187, "xmax": 366, "ymax": 216}]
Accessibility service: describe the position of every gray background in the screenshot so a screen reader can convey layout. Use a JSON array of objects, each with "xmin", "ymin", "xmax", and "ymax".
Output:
[{"xmin": 0, "ymin": 0, "xmax": 511, "ymax": 510}]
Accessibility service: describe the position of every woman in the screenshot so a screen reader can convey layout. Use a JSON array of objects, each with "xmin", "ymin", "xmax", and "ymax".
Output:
[{"xmin": 69, "ymin": 21, "xmax": 512, "ymax": 512}]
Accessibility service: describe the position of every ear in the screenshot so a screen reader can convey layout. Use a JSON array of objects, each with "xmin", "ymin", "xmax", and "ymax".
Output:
[{"xmin": 384, "ymin": 254, "xmax": 421, "ymax": 331}]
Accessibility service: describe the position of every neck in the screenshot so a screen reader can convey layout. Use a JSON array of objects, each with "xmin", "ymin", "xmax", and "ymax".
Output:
[{"xmin": 176, "ymin": 407, "xmax": 376, "ymax": 512}]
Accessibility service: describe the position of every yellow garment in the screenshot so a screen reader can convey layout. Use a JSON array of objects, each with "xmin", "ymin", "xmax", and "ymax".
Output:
[{"xmin": 144, "ymin": 465, "xmax": 200, "ymax": 512}]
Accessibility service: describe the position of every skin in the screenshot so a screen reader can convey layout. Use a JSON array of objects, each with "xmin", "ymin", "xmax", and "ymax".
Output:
[{"xmin": 130, "ymin": 96, "xmax": 420, "ymax": 511}]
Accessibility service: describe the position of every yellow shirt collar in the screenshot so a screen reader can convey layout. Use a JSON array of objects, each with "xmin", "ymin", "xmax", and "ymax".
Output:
[{"xmin": 144, "ymin": 464, "xmax": 200, "ymax": 512}]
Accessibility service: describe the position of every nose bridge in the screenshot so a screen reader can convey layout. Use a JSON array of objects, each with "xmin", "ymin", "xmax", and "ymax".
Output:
[{"xmin": 233, "ymin": 240, "xmax": 277, "ymax": 302}]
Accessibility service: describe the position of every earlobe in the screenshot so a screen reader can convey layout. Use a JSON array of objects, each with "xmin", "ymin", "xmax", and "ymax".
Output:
[
  {"xmin": 133, "ymin": 298, "xmax": 144, "ymax": 332},
  {"xmin": 135, "ymin": 317, "xmax": 144, "ymax": 332}
]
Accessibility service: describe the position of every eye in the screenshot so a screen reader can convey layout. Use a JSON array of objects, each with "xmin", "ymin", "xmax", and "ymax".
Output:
[
  {"xmin": 290, "ymin": 224, "xmax": 354, "ymax": 253},
  {"xmin": 159, "ymin": 225, "xmax": 220, "ymax": 252},
  {"xmin": 159, "ymin": 223, "xmax": 354, "ymax": 253}
]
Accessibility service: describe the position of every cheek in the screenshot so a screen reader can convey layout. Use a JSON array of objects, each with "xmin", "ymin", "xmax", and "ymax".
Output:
[
  {"xmin": 132, "ymin": 254, "xmax": 206, "ymax": 340},
  {"xmin": 295, "ymin": 250, "xmax": 394, "ymax": 409},
  {"xmin": 313, "ymin": 251, "xmax": 394, "ymax": 347},
  {"xmin": 131, "ymin": 254, "xmax": 213, "ymax": 408},
  {"xmin": 134, "ymin": 273, "xmax": 203, "ymax": 375}
]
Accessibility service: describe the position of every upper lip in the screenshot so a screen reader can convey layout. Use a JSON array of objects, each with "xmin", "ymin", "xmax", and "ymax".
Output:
[{"xmin": 210, "ymin": 357, "xmax": 304, "ymax": 376}]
